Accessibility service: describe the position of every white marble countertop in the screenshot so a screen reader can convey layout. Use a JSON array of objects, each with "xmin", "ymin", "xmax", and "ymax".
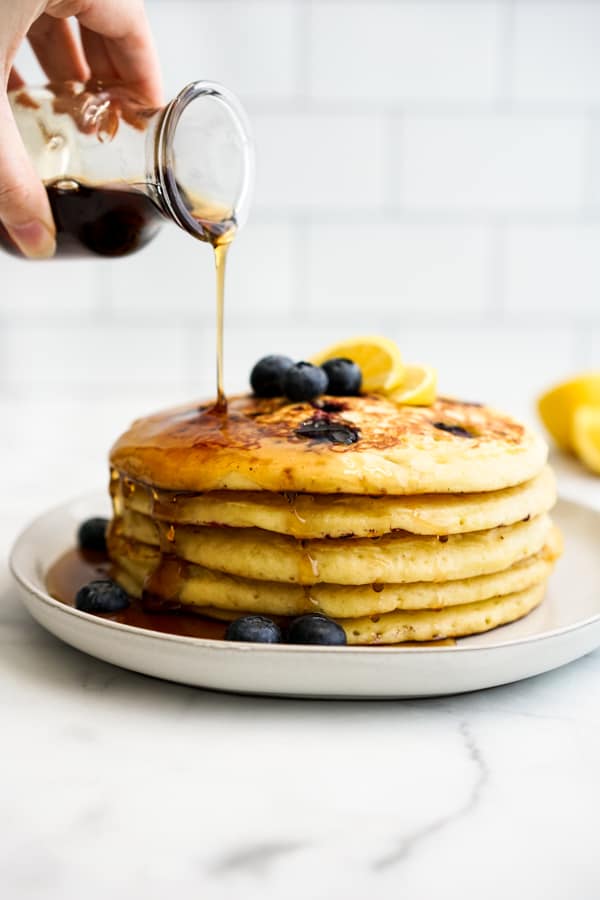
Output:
[{"xmin": 2, "ymin": 448, "xmax": 600, "ymax": 900}]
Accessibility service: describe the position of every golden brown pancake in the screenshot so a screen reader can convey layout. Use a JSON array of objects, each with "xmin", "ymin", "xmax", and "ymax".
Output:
[
  {"xmin": 107, "ymin": 391, "xmax": 557, "ymax": 644},
  {"xmin": 113, "ymin": 508, "xmax": 552, "ymax": 585},
  {"xmin": 338, "ymin": 582, "xmax": 547, "ymax": 644},
  {"xmin": 114, "ymin": 465, "xmax": 556, "ymax": 538},
  {"xmin": 109, "ymin": 528, "xmax": 561, "ymax": 617},
  {"xmin": 109, "ymin": 393, "xmax": 548, "ymax": 494},
  {"xmin": 191, "ymin": 582, "xmax": 547, "ymax": 645}
]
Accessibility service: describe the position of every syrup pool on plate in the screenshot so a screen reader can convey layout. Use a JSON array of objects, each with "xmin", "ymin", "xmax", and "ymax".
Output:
[{"xmin": 46, "ymin": 546, "xmax": 228, "ymax": 640}]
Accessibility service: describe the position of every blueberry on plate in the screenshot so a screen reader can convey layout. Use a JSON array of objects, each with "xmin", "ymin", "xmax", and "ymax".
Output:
[
  {"xmin": 75, "ymin": 579, "xmax": 130, "ymax": 614},
  {"xmin": 321, "ymin": 357, "xmax": 362, "ymax": 396},
  {"xmin": 77, "ymin": 517, "xmax": 109, "ymax": 553},
  {"xmin": 282, "ymin": 362, "xmax": 328, "ymax": 402},
  {"xmin": 224, "ymin": 615, "xmax": 282, "ymax": 643},
  {"xmin": 250, "ymin": 355, "xmax": 294, "ymax": 397},
  {"xmin": 287, "ymin": 613, "xmax": 347, "ymax": 645}
]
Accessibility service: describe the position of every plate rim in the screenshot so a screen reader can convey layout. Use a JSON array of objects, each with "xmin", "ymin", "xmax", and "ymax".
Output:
[{"xmin": 9, "ymin": 491, "xmax": 600, "ymax": 657}]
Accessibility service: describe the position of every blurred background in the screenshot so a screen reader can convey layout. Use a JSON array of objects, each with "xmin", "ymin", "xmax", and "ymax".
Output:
[{"xmin": 3, "ymin": 0, "xmax": 598, "ymax": 534}]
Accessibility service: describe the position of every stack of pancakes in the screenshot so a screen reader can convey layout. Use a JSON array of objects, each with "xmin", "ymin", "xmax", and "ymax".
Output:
[{"xmin": 107, "ymin": 394, "xmax": 561, "ymax": 644}]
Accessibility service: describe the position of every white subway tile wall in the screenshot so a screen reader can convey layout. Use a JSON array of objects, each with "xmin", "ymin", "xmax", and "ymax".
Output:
[
  {"xmin": 252, "ymin": 112, "xmax": 387, "ymax": 210},
  {"xmin": 306, "ymin": 223, "xmax": 493, "ymax": 316},
  {"xmin": 512, "ymin": 2, "xmax": 600, "ymax": 104},
  {"xmin": 308, "ymin": 2, "xmax": 503, "ymax": 103},
  {"xmin": 4, "ymin": 0, "xmax": 599, "ymax": 504},
  {"xmin": 395, "ymin": 114, "xmax": 587, "ymax": 212},
  {"xmin": 506, "ymin": 225, "xmax": 600, "ymax": 318}
]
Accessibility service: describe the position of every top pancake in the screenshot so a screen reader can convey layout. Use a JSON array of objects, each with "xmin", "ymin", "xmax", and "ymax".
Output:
[{"xmin": 110, "ymin": 394, "xmax": 548, "ymax": 495}]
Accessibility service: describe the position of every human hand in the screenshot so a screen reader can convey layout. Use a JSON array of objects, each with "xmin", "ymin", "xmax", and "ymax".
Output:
[{"xmin": 0, "ymin": 0, "xmax": 162, "ymax": 258}]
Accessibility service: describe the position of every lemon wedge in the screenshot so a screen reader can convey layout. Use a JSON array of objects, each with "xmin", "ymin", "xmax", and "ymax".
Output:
[
  {"xmin": 538, "ymin": 373, "xmax": 600, "ymax": 450},
  {"xmin": 387, "ymin": 363, "xmax": 438, "ymax": 406},
  {"xmin": 572, "ymin": 405, "xmax": 600, "ymax": 474},
  {"xmin": 310, "ymin": 336, "xmax": 405, "ymax": 393}
]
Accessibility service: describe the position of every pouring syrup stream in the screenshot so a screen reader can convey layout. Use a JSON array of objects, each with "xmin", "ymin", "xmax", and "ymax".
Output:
[
  {"xmin": 187, "ymin": 195, "xmax": 237, "ymax": 413},
  {"xmin": 213, "ymin": 241, "xmax": 229, "ymax": 411}
]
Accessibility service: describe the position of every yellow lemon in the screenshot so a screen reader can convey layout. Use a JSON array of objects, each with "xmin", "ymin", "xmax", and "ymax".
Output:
[
  {"xmin": 538, "ymin": 373, "xmax": 600, "ymax": 450},
  {"xmin": 310, "ymin": 336, "xmax": 404, "ymax": 392},
  {"xmin": 387, "ymin": 363, "xmax": 438, "ymax": 406},
  {"xmin": 572, "ymin": 405, "xmax": 600, "ymax": 474}
]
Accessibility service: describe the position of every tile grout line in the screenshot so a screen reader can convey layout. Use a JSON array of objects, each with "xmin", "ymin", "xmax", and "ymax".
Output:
[
  {"xmin": 293, "ymin": 0, "xmax": 312, "ymax": 104},
  {"xmin": 290, "ymin": 221, "xmax": 310, "ymax": 324},
  {"xmin": 245, "ymin": 98, "xmax": 599, "ymax": 117},
  {"xmin": 571, "ymin": 322, "xmax": 595, "ymax": 369},
  {"xmin": 385, "ymin": 112, "xmax": 402, "ymax": 212},
  {"xmin": 495, "ymin": 0, "xmax": 516, "ymax": 112},
  {"xmin": 582, "ymin": 112, "xmax": 598, "ymax": 212},
  {"xmin": 488, "ymin": 221, "xmax": 507, "ymax": 322}
]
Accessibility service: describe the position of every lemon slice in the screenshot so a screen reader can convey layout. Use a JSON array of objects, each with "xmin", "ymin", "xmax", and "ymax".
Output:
[
  {"xmin": 572, "ymin": 405, "xmax": 600, "ymax": 474},
  {"xmin": 538, "ymin": 373, "xmax": 600, "ymax": 450},
  {"xmin": 310, "ymin": 336, "xmax": 405, "ymax": 392},
  {"xmin": 387, "ymin": 363, "xmax": 437, "ymax": 406}
]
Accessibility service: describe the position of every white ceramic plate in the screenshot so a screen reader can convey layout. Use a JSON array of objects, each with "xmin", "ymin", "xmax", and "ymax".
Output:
[{"xmin": 9, "ymin": 493, "xmax": 600, "ymax": 698}]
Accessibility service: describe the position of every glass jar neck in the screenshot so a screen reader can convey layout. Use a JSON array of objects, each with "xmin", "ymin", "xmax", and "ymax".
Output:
[{"xmin": 148, "ymin": 81, "xmax": 253, "ymax": 245}]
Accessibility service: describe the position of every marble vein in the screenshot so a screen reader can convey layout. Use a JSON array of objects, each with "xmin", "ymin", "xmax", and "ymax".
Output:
[
  {"xmin": 208, "ymin": 841, "xmax": 306, "ymax": 877},
  {"xmin": 372, "ymin": 721, "xmax": 488, "ymax": 871}
]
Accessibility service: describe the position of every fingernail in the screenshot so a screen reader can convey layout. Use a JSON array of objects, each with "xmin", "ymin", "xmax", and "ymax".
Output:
[{"xmin": 8, "ymin": 220, "xmax": 56, "ymax": 259}]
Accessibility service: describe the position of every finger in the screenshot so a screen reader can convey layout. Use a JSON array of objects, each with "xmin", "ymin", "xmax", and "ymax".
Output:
[
  {"xmin": 27, "ymin": 14, "xmax": 89, "ymax": 83},
  {"xmin": 7, "ymin": 68, "xmax": 25, "ymax": 91},
  {"xmin": 79, "ymin": 20, "xmax": 162, "ymax": 106},
  {"xmin": 78, "ymin": 28, "xmax": 118, "ymax": 83},
  {"xmin": 47, "ymin": 0, "xmax": 162, "ymax": 105},
  {"xmin": 0, "ymin": 95, "xmax": 56, "ymax": 258}
]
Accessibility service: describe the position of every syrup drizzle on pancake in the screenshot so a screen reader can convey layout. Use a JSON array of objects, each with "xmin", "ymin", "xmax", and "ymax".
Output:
[{"xmin": 140, "ymin": 485, "xmax": 184, "ymax": 610}]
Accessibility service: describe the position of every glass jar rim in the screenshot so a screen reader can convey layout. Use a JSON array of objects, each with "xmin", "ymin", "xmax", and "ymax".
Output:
[{"xmin": 154, "ymin": 80, "xmax": 254, "ymax": 241}]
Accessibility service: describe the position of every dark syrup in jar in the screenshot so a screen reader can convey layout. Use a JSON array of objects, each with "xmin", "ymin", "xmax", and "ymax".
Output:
[{"xmin": 0, "ymin": 179, "xmax": 163, "ymax": 257}]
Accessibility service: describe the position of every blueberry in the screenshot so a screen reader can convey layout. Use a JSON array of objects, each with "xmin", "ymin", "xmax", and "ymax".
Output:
[
  {"xmin": 282, "ymin": 362, "xmax": 328, "ymax": 402},
  {"xmin": 321, "ymin": 357, "xmax": 362, "ymax": 396},
  {"xmin": 75, "ymin": 579, "xmax": 130, "ymax": 613},
  {"xmin": 224, "ymin": 615, "xmax": 282, "ymax": 643},
  {"xmin": 77, "ymin": 517, "xmax": 109, "ymax": 553},
  {"xmin": 250, "ymin": 355, "xmax": 294, "ymax": 397},
  {"xmin": 287, "ymin": 613, "xmax": 347, "ymax": 646},
  {"xmin": 295, "ymin": 415, "xmax": 360, "ymax": 445}
]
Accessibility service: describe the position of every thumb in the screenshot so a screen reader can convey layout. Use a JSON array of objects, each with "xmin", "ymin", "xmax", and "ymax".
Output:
[{"xmin": 0, "ymin": 94, "xmax": 56, "ymax": 258}]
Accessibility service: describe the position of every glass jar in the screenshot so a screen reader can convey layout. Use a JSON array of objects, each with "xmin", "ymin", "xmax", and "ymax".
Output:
[{"xmin": 0, "ymin": 80, "xmax": 253, "ymax": 257}]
